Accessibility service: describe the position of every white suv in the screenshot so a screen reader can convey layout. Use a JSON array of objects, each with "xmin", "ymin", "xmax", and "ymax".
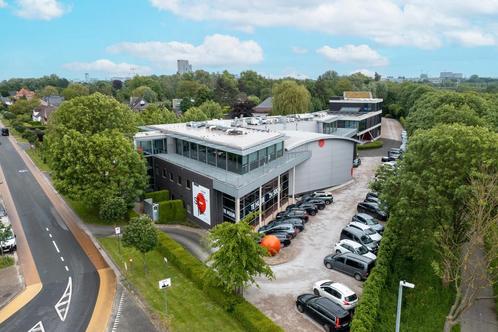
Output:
[
  {"xmin": 349, "ymin": 222, "xmax": 382, "ymax": 243},
  {"xmin": 312, "ymin": 280, "xmax": 358, "ymax": 311},
  {"xmin": 334, "ymin": 239, "xmax": 376, "ymax": 260}
]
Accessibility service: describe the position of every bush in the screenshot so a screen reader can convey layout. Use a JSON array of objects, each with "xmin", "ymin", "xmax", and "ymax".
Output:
[
  {"xmin": 157, "ymin": 200, "xmax": 186, "ymax": 224},
  {"xmin": 144, "ymin": 189, "xmax": 170, "ymax": 202},
  {"xmin": 22, "ymin": 130, "xmax": 38, "ymax": 144},
  {"xmin": 13, "ymin": 124, "xmax": 26, "ymax": 133},
  {"xmin": 0, "ymin": 255, "xmax": 14, "ymax": 269},
  {"xmin": 155, "ymin": 233, "xmax": 284, "ymax": 332},
  {"xmin": 2, "ymin": 111, "xmax": 15, "ymax": 120},
  {"xmin": 357, "ymin": 140, "xmax": 383, "ymax": 150},
  {"xmin": 99, "ymin": 196, "xmax": 128, "ymax": 222}
]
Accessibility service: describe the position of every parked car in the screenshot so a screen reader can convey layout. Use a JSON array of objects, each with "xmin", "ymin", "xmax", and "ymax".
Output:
[
  {"xmin": 334, "ymin": 239, "xmax": 376, "ymax": 260},
  {"xmin": 323, "ymin": 252, "xmax": 375, "ymax": 281},
  {"xmin": 365, "ymin": 192, "xmax": 378, "ymax": 200},
  {"xmin": 312, "ymin": 280, "xmax": 358, "ymax": 311},
  {"xmin": 0, "ymin": 202, "xmax": 6, "ymax": 217},
  {"xmin": 310, "ymin": 192, "xmax": 334, "ymax": 205},
  {"xmin": 259, "ymin": 223, "xmax": 297, "ymax": 238},
  {"xmin": 291, "ymin": 202, "xmax": 318, "ymax": 216},
  {"xmin": 348, "ymin": 222, "xmax": 382, "ymax": 243},
  {"xmin": 1, "ymin": 232, "xmax": 16, "ymax": 253},
  {"xmin": 300, "ymin": 197, "xmax": 326, "ymax": 210},
  {"xmin": 296, "ymin": 294, "xmax": 352, "ymax": 331},
  {"xmin": 381, "ymin": 156, "xmax": 396, "ymax": 162},
  {"xmin": 1, "ymin": 128, "xmax": 9, "ymax": 136},
  {"xmin": 269, "ymin": 218, "xmax": 305, "ymax": 232},
  {"xmin": 353, "ymin": 157, "xmax": 361, "ymax": 168},
  {"xmin": 364, "ymin": 195, "xmax": 381, "ymax": 205},
  {"xmin": 340, "ymin": 226, "xmax": 378, "ymax": 253},
  {"xmin": 276, "ymin": 210, "xmax": 309, "ymax": 223},
  {"xmin": 258, "ymin": 232, "xmax": 291, "ymax": 247},
  {"xmin": 352, "ymin": 213, "xmax": 384, "ymax": 234},
  {"xmin": 357, "ymin": 202, "xmax": 388, "ymax": 221}
]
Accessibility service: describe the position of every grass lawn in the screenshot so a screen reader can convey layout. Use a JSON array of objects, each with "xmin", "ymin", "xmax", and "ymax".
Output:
[
  {"xmin": 25, "ymin": 147, "xmax": 51, "ymax": 173},
  {"xmin": 65, "ymin": 198, "xmax": 131, "ymax": 226},
  {"xmin": 357, "ymin": 140, "xmax": 384, "ymax": 150},
  {"xmin": 374, "ymin": 245, "xmax": 455, "ymax": 331},
  {"xmin": 100, "ymin": 237, "xmax": 246, "ymax": 332},
  {"xmin": 0, "ymin": 255, "xmax": 14, "ymax": 269}
]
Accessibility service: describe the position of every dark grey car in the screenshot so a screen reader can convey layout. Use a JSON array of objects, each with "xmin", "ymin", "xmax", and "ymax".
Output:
[
  {"xmin": 323, "ymin": 252, "xmax": 375, "ymax": 281},
  {"xmin": 340, "ymin": 226, "xmax": 378, "ymax": 253}
]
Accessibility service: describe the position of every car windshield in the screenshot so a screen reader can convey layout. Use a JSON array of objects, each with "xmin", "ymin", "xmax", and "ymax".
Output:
[
  {"xmin": 357, "ymin": 246, "xmax": 369, "ymax": 255},
  {"xmin": 361, "ymin": 235, "xmax": 373, "ymax": 244},
  {"xmin": 346, "ymin": 294, "xmax": 358, "ymax": 302},
  {"xmin": 365, "ymin": 218, "xmax": 376, "ymax": 225}
]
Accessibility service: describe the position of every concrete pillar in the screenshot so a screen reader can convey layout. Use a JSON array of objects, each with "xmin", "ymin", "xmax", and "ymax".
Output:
[
  {"xmin": 259, "ymin": 185, "xmax": 263, "ymax": 226},
  {"xmin": 235, "ymin": 197, "xmax": 240, "ymax": 223},
  {"xmin": 277, "ymin": 174, "xmax": 281, "ymax": 210},
  {"xmin": 292, "ymin": 166, "xmax": 296, "ymax": 202}
]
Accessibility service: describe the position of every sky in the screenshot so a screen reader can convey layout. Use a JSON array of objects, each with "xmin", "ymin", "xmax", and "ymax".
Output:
[{"xmin": 2, "ymin": 0, "xmax": 498, "ymax": 80}]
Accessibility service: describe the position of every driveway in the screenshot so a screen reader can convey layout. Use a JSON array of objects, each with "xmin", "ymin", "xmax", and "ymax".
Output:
[{"xmin": 244, "ymin": 156, "xmax": 382, "ymax": 332}]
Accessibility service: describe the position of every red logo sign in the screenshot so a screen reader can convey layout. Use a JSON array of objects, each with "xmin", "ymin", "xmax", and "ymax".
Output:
[
  {"xmin": 195, "ymin": 193, "xmax": 207, "ymax": 214},
  {"xmin": 318, "ymin": 139, "xmax": 325, "ymax": 147}
]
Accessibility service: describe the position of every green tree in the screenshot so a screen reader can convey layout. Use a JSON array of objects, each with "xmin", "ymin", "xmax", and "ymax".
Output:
[
  {"xmin": 122, "ymin": 215, "xmax": 158, "ymax": 273},
  {"xmin": 238, "ymin": 70, "xmax": 266, "ymax": 97},
  {"xmin": 193, "ymin": 84, "xmax": 213, "ymax": 106},
  {"xmin": 39, "ymin": 85, "xmax": 59, "ymax": 97},
  {"xmin": 206, "ymin": 221, "xmax": 273, "ymax": 295},
  {"xmin": 89, "ymin": 81, "xmax": 113, "ymax": 96},
  {"xmin": 271, "ymin": 80, "xmax": 311, "ymax": 115},
  {"xmin": 247, "ymin": 95, "xmax": 260, "ymax": 106},
  {"xmin": 131, "ymin": 86, "xmax": 158, "ymax": 103},
  {"xmin": 62, "ymin": 83, "xmax": 89, "ymax": 100},
  {"xmin": 137, "ymin": 104, "xmax": 178, "ymax": 125},
  {"xmin": 9, "ymin": 98, "xmax": 40, "ymax": 121},
  {"xmin": 214, "ymin": 71, "xmax": 239, "ymax": 106},
  {"xmin": 198, "ymin": 100, "xmax": 223, "ymax": 119},
  {"xmin": 315, "ymin": 70, "xmax": 339, "ymax": 104},
  {"xmin": 182, "ymin": 107, "xmax": 208, "ymax": 122},
  {"xmin": 335, "ymin": 78, "xmax": 353, "ymax": 94},
  {"xmin": 179, "ymin": 98, "xmax": 194, "ymax": 113},
  {"xmin": 99, "ymin": 196, "xmax": 128, "ymax": 222},
  {"xmin": 176, "ymin": 79, "xmax": 202, "ymax": 99}
]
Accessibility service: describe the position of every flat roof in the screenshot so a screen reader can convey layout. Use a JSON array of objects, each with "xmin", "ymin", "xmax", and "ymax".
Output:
[
  {"xmin": 334, "ymin": 110, "xmax": 382, "ymax": 121},
  {"xmin": 329, "ymin": 98, "xmax": 383, "ymax": 103},
  {"xmin": 134, "ymin": 130, "xmax": 167, "ymax": 140},
  {"xmin": 282, "ymin": 130, "xmax": 359, "ymax": 150},
  {"xmin": 149, "ymin": 121, "xmax": 284, "ymax": 152}
]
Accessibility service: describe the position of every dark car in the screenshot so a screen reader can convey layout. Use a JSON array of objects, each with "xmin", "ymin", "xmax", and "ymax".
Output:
[
  {"xmin": 353, "ymin": 158, "xmax": 361, "ymax": 168},
  {"xmin": 290, "ymin": 203, "xmax": 318, "ymax": 216},
  {"xmin": 1, "ymin": 128, "xmax": 9, "ymax": 136},
  {"xmin": 301, "ymin": 196, "xmax": 326, "ymax": 210},
  {"xmin": 276, "ymin": 210, "xmax": 309, "ymax": 223},
  {"xmin": 258, "ymin": 223, "xmax": 297, "ymax": 238},
  {"xmin": 323, "ymin": 252, "xmax": 375, "ymax": 281},
  {"xmin": 365, "ymin": 192, "xmax": 378, "ymax": 200},
  {"xmin": 258, "ymin": 232, "xmax": 291, "ymax": 247},
  {"xmin": 364, "ymin": 196, "xmax": 381, "ymax": 205},
  {"xmin": 352, "ymin": 213, "xmax": 384, "ymax": 234},
  {"xmin": 340, "ymin": 226, "xmax": 378, "ymax": 253},
  {"xmin": 269, "ymin": 218, "xmax": 305, "ymax": 232},
  {"xmin": 296, "ymin": 294, "xmax": 351, "ymax": 331},
  {"xmin": 310, "ymin": 192, "xmax": 334, "ymax": 205},
  {"xmin": 381, "ymin": 156, "xmax": 396, "ymax": 162},
  {"xmin": 357, "ymin": 202, "xmax": 388, "ymax": 221}
]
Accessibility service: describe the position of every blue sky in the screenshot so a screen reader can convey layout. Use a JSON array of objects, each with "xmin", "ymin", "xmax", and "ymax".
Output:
[{"xmin": 2, "ymin": 0, "xmax": 498, "ymax": 80}]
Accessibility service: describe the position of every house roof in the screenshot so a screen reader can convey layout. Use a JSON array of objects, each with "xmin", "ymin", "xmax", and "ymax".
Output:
[
  {"xmin": 33, "ymin": 105, "xmax": 56, "ymax": 120},
  {"xmin": 15, "ymin": 88, "xmax": 36, "ymax": 99},
  {"xmin": 129, "ymin": 97, "xmax": 148, "ymax": 111},
  {"xmin": 343, "ymin": 91, "xmax": 372, "ymax": 99},
  {"xmin": 253, "ymin": 97, "xmax": 272, "ymax": 113},
  {"xmin": 43, "ymin": 95, "xmax": 64, "ymax": 107}
]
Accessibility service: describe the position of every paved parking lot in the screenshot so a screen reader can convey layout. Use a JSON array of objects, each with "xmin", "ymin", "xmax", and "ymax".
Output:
[{"xmin": 245, "ymin": 156, "xmax": 383, "ymax": 332}]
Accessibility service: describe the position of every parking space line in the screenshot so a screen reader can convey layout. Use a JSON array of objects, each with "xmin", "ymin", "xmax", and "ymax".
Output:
[
  {"xmin": 60, "ymin": 256, "xmax": 64, "ymax": 262},
  {"xmin": 52, "ymin": 241, "xmax": 60, "ymax": 253},
  {"xmin": 49, "ymin": 234, "xmax": 52, "ymax": 238},
  {"xmin": 64, "ymin": 266, "xmax": 69, "ymax": 272}
]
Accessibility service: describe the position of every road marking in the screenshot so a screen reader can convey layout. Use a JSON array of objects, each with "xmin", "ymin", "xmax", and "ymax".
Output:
[
  {"xmin": 28, "ymin": 321, "xmax": 45, "ymax": 332},
  {"xmin": 55, "ymin": 276, "xmax": 72, "ymax": 321},
  {"xmin": 65, "ymin": 266, "xmax": 69, "ymax": 272},
  {"xmin": 18, "ymin": 169, "xmax": 28, "ymax": 173},
  {"xmin": 48, "ymin": 233, "xmax": 52, "ymax": 238},
  {"xmin": 111, "ymin": 292, "xmax": 126, "ymax": 332},
  {"xmin": 60, "ymin": 256, "xmax": 64, "ymax": 262},
  {"xmin": 52, "ymin": 240, "xmax": 60, "ymax": 253},
  {"xmin": 45, "ymin": 227, "xmax": 49, "ymax": 232}
]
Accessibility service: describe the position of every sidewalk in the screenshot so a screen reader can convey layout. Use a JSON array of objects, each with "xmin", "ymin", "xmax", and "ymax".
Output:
[{"xmin": 0, "ymin": 254, "xmax": 23, "ymax": 310}]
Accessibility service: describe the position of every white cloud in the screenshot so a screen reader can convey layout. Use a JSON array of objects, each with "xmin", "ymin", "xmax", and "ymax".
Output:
[
  {"xmin": 445, "ymin": 30, "xmax": 496, "ymax": 47},
  {"xmin": 317, "ymin": 44, "xmax": 389, "ymax": 67},
  {"xmin": 107, "ymin": 34, "xmax": 263, "ymax": 68},
  {"xmin": 63, "ymin": 59, "xmax": 152, "ymax": 76},
  {"xmin": 14, "ymin": 0, "xmax": 68, "ymax": 20},
  {"xmin": 0, "ymin": 1, "xmax": 7, "ymax": 8},
  {"xmin": 292, "ymin": 47, "xmax": 308, "ymax": 54},
  {"xmin": 149, "ymin": 0, "xmax": 498, "ymax": 49}
]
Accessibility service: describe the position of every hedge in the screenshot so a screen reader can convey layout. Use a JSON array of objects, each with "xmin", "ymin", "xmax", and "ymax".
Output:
[
  {"xmin": 144, "ymin": 189, "xmax": 170, "ymax": 203},
  {"xmin": 351, "ymin": 218, "xmax": 398, "ymax": 332},
  {"xmin": 156, "ymin": 232, "xmax": 284, "ymax": 332},
  {"xmin": 157, "ymin": 200, "xmax": 186, "ymax": 224},
  {"xmin": 357, "ymin": 140, "xmax": 384, "ymax": 150}
]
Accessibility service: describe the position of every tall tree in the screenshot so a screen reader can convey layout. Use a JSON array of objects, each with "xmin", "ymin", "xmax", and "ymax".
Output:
[
  {"xmin": 131, "ymin": 86, "xmax": 158, "ymax": 103},
  {"xmin": 238, "ymin": 70, "xmax": 266, "ymax": 97},
  {"xmin": 182, "ymin": 107, "xmax": 208, "ymax": 122},
  {"xmin": 272, "ymin": 80, "xmax": 311, "ymax": 115},
  {"xmin": 122, "ymin": 215, "xmax": 158, "ymax": 273},
  {"xmin": 198, "ymin": 100, "xmax": 223, "ymax": 119},
  {"xmin": 39, "ymin": 85, "xmax": 59, "ymax": 97},
  {"xmin": 206, "ymin": 221, "xmax": 273, "ymax": 295},
  {"xmin": 137, "ymin": 104, "xmax": 178, "ymax": 125},
  {"xmin": 214, "ymin": 71, "xmax": 239, "ymax": 106},
  {"xmin": 62, "ymin": 83, "xmax": 89, "ymax": 100}
]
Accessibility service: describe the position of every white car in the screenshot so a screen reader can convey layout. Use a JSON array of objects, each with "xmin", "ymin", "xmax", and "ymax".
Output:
[
  {"xmin": 312, "ymin": 280, "xmax": 358, "ymax": 311},
  {"xmin": 334, "ymin": 239, "xmax": 377, "ymax": 260},
  {"xmin": 349, "ymin": 222, "xmax": 382, "ymax": 243},
  {"xmin": 1, "ymin": 233, "xmax": 16, "ymax": 253}
]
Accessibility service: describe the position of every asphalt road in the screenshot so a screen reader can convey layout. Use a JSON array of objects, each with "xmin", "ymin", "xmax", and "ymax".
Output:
[{"xmin": 0, "ymin": 136, "xmax": 99, "ymax": 332}]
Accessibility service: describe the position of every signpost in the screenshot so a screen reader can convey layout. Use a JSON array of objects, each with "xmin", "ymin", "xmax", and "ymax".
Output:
[
  {"xmin": 158, "ymin": 277, "xmax": 171, "ymax": 316},
  {"xmin": 115, "ymin": 227, "xmax": 121, "ymax": 253}
]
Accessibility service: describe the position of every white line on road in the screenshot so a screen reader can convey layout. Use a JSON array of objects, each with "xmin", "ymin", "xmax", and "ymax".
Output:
[
  {"xmin": 45, "ymin": 227, "xmax": 49, "ymax": 232},
  {"xmin": 52, "ymin": 240, "xmax": 60, "ymax": 253},
  {"xmin": 28, "ymin": 321, "xmax": 45, "ymax": 332},
  {"xmin": 48, "ymin": 233, "xmax": 52, "ymax": 238},
  {"xmin": 111, "ymin": 292, "xmax": 126, "ymax": 332},
  {"xmin": 55, "ymin": 276, "xmax": 72, "ymax": 321},
  {"xmin": 65, "ymin": 265, "xmax": 69, "ymax": 272},
  {"xmin": 60, "ymin": 256, "xmax": 64, "ymax": 262}
]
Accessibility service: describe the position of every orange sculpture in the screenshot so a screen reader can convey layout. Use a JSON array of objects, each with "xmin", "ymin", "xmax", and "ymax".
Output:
[{"xmin": 260, "ymin": 235, "xmax": 281, "ymax": 256}]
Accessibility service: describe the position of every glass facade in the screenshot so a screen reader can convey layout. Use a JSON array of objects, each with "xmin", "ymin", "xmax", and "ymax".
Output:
[
  {"xmin": 323, "ymin": 121, "xmax": 338, "ymax": 134},
  {"xmin": 136, "ymin": 138, "xmax": 167, "ymax": 155},
  {"xmin": 175, "ymin": 138, "xmax": 284, "ymax": 175},
  {"xmin": 336, "ymin": 114, "xmax": 381, "ymax": 133}
]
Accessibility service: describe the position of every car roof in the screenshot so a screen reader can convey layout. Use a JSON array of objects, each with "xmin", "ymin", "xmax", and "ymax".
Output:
[
  {"xmin": 313, "ymin": 297, "xmax": 349, "ymax": 317},
  {"xmin": 329, "ymin": 283, "xmax": 355, "ymax": 297},
  {"xmin": 356, "ymin": 213, "xmax": 374, "ymax": 220},
  {"xmin": 338, "ymin": 251, "xmax": 373, "ymax": 263},
  {"xmin": 349, "ymin": 222, "xmax": 372, "ymax": 231},
  {"xmin": 339, "ymin": 239, "xmax": 362, "ymax": 248},
  {"xmin": 343, "ymin": 225, "xmax": 364, "ymax": 236}
]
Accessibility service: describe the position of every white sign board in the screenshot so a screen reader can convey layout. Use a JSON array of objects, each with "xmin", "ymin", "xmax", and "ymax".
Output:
[
  {"xmin": 158, "ymin": 278, "xmax": 171, "ymax": 289},
  {"xmin": 114, "ymin": 227, "xmax": 121, "ymax": 235},
  {"xmin": 192, "ymin": 183, "xmax": 211, "ymax": 225}
]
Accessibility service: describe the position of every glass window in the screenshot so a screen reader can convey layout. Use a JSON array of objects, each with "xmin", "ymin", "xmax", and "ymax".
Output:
[
  {"xmin": 207, "ymin": 147, "xmax": 216, "ymax": 166},
  {"xmin": 227, "ymin": 152, "xmax": 241, "ymax": 174},
  {"xmin": 176, "ymin": 139, "xmax": 182, "ymax": 155},
  {"xmin": 198, "ymin": 145, "xmax": 207, "ymax": 163},
  {"xmin": 217, "ymin": 150, "xmax": 227, "ymax": 170},
  {"xmin": 162, "ymin": 169, "xmax": 166, "ymax": 178},
  {"xmin": 268, "ymin": 144, "xmax": 276, "ymax": 162},
  {"xmin": 186, "ymin": 179, "xmax": 191, "ymax": 189},
  {"xmin": 248, "ymin": 151, "xmax": 258, "ymax": 171},
  {"xmin": 258, "ymin": 148, "xmax": 267, "ymax": 166},
  {"xmin": 276, "ymin": 142, "xmax": 284, "ymax": 158},
  {"xmin": 178, "ymin": 175, "xmax": 182, "ymax": 185},
  {"xmin": 169, "ymin": 172, "xmax": 173, "ymax": 181},
  {"xmin": 182, "ymin": 140, "xmax": 189, "ymax": 157},
  {"xmin": 241, "ymin": 155, "xmax": 248, "ymax": 174},
  {"xmin": 190, "ymin": 142, "xmax": 198, "ymax": 160}
]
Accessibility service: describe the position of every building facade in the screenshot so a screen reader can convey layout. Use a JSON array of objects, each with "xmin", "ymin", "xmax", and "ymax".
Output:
[{"xmin": 177, "ymin": 60, "xmax": 192, "ymax": 74}]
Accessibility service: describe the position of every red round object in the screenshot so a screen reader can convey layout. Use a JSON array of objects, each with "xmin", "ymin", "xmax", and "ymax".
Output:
[
  {"xmin": 318, "ymin": 139, "xmax": 325, "ymax": 147},
  {"xmin": 196, "ymin": 193, "xmax": 207, "ymax": 214},
  {"xmin": 260, "ymin": 235, "xmax": 281, "ymax": 256}
]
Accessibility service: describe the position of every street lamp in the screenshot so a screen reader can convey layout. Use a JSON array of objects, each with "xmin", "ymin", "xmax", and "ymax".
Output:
[{"xmin": 395, "ymin": 280, "xmax": 415, "ymax": 332}]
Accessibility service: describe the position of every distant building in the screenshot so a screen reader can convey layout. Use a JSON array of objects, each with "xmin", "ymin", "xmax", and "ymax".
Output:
[
  {"xmin": 0, "ymin": 96, "xmax": 12, "ymax": 106},
  {"xmin": 14, "ymin": 88, "xmax": 36, "ymax": 101},
  {"xmin": 177, "ymin": 60, "xmax": 192, "ymax": 75},
  {"xmin": 32, "ymin": 105, "xmax": 56, "ymax": 124},
  {"xmin": 440, "ymin": 72, "xmax": 463, "ymax": 80},
  {"xmin": 42, "ymin": 95, "xmax": 64, "ymax": 107},
  {"xmin": 129, "ymin": 97, "xmax": 149, "ymax": 112},
  {"xmin": 252, "ymin": 97, "xmax": 272, "ymax": 116},
  {"xmin": 172, "ymin": 98, "xmax": 183, "ymax": 113},
  {"xmin": 420, "ymin": 73, "xmax": 428, "ymax": 80}
]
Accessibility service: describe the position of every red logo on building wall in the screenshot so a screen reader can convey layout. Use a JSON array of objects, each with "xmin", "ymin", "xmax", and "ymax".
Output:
[
  {"xmin": 318, "ymin": 139, "xmax": 325, "ymax": 148},
  {"xmin": 195, "ymin": 193, "xmax": 207, "ymax": 214}
]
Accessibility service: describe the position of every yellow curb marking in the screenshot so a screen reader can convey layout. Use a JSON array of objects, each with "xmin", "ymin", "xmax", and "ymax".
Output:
[
  {"xmin": 0, "ymin": 283, "xmax": 42, "ymax": 324},
  {"xmin": 86, "ymin": 268, "xmax": 116, "ymax": 332}
]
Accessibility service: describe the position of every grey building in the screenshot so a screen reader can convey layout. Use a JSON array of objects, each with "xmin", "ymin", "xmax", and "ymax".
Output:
[
  {"xmin": 135, "ymin": 114, "xmax": 359, "ymax": 229},
  {"xmin": 177, "ymin": 60, "xmax": 192, "ymax": 74}
]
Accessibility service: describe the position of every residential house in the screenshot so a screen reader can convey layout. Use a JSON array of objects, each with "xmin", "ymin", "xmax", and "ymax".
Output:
[
  {"xmin": 129, "ymin": 97, "xmax": 149, "ymax": 112},
  {"xmin": 32, "ymin": 105, "xmax": 56, "ymax": 124},
  {"xmin": 252, "ymin": 97, "xmax": 272, "ymax": 116},
  {"xmin": 14, "ymin": 88, "xmax": 36, "ymax": 100}
]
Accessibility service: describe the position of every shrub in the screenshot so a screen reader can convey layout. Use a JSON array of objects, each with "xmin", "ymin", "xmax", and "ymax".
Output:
[
  {"xmin": 2, "ymin": 111, "xmax": 15, "ymax": 120},
  {"xmin": 357, "ymin": 140, "xmax": 383, "ymax": 150},
  {"xmin": 99, "ymin": 196, "xmax": 128, "ymax": 222},
  {"xmin": 0, "ymin": 255, "xmax": 14, "ymax": 269},
  {"xmin": 144, "ymin": 189, "xmax": 170, "ymax": 202},
  {"xmin": 157, "ymin": 199, "xmax": 186, "ymax": 224},
  {"xmin": 155, "ymin": 232, "xmax": 284, "ymax": 332},
  {"xmin": 14, "ymin": 124, "xmax": 26, "ymax": 133},
  {"xmin": 22, "ymin": 130, "xmax": 38, "ymax": 144}
]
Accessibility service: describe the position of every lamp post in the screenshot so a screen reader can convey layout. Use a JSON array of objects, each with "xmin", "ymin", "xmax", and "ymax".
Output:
[{"xmin": 396, "ymin": 280, "xmax": 415, "ymax": 332}]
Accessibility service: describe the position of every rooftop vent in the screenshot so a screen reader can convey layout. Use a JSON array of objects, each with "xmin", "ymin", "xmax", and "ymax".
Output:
[
  {"xmin": 226, "ymin": 128, "xmax": 246, "ymax": 135},
  {"xmin": 187, "ymin": 121, "xmax": 207, "ymax": 128}
]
